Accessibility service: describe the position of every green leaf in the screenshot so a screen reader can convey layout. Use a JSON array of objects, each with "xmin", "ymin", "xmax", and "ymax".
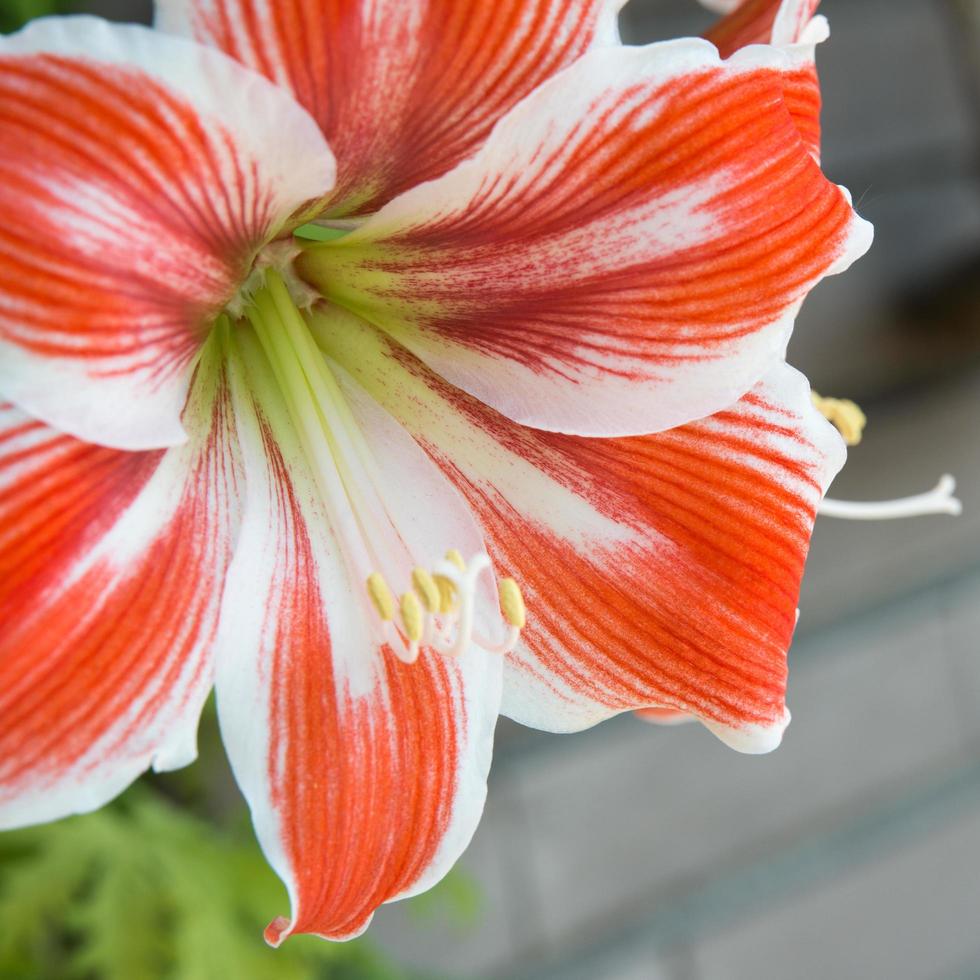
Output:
[
  {"xmin": 408, "ymin": 869, "xmax": 483, "ymax": 929},
  {"xmin": 0, "ymin": 790, "xmax": 400, "ymax": 980},
  {"xmin": 67, "ymin": 812, "xmax": 172, "ymax": 980},
  {"xmin": 0, "ymin": 818, "xmax": 102, "ymax": 971},
  {"xmin": 0, "ymin": 0, "xmax": 65, "ymax": 33},
  {"xmin": 293, "ymin": 223, "xmax": 351, "ymax": 243}
]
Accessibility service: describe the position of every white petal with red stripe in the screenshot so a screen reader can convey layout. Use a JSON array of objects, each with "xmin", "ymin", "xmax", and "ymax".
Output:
[
  {"xmin": 156, "ymin": 0, "xmax": 625, "ymax": 216},
  {"xmin": 214, "ymin": 292, "xmax": 502, "ymax": 942},
  {"xmin": 0, "ymin": 17, "xmax": 334, "ymax": 449},
  {"xmin": 705, "ymin": 0, "xmax": 821, "ymax": 51},
  {"xmin": 314, "ymin": 308, "xmax": 846, "ymax": 753},
  {"xmin": 0, "ymin": 338, "xmax": 240, "ymax": 829},
  {"xmin": 302, "ymin": 38, "xmax": 872, "ymax": 437},
  {"xmin": 705, "ymin": 0, "xmax": 826, "ymax": 159}
]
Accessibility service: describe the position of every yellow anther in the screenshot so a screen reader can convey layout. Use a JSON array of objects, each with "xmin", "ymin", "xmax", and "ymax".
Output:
[
  {"xmin": 366, "ymin": 572, "xmax": 395, "ymax": 621},
  {"xmin": 498, "ymin": 578, "xmax": 526, "ymax": 629},
  {"xmin": 434, "ymin": 574, "xmax": 458, "ymax": 614},
  {"xmin": 811, "ymin": 391, "xmax": 867, "ymax": 446},
  {"xmin": 445, "ymin": 548, "xmax": 466, "ymax": 572},
  {"xmin": 400, "ymin": 591, "xmax": 424, "ymax": 643},
  {"xmin": 412, "ymin": 567, "xmax": 441, "ymax": 612}
]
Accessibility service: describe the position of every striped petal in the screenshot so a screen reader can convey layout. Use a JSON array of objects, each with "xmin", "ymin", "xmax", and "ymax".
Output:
[
  {"xmin": 156, "ymin": 0, "xmax": 624, "ymax": 216},
  {"xmin": 302, "ymin": 38, "xmax": 872, "ymax": 438},
  {"xmin": 706, "ymin": 0, "xmax": 821, "ymax": 51},
  {"xmin": 705, "ymin": 0, "xmax": 826, "ymax": 159},
  {"xmin": 0, "ymin": 338, "xmax": 239, "ymax": 829},
  {"xmin": 215, "ymin": 320, "xmax": 501, "ymax": 942},
  {"xmin": 0, "ymin": 17, "xmax": 333, "ymax": 450},
  {"xmin": 314, "ymin": 308, "xmax": 846, "ymax": 753}
]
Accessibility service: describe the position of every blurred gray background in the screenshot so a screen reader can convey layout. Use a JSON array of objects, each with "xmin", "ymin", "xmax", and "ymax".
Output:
[{"xmin": 50, "ymin": 0, "xmax": 980, "ymax": 977}]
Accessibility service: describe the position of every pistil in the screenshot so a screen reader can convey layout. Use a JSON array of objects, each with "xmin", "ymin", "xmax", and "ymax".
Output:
[
  {"xmin": 811, "ymin": 390, "xmax": 961, "ymax": 521},
  {"xmin": 820, "ymin": 474, "xmax": 962, "ymax": 520}
]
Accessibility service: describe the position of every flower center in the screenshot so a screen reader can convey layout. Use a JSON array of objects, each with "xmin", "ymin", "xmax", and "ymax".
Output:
[
  {"xmin": 236, "ymin": 271, "xmax": 523, "ymax": 665},
  {"xmin": 227, "ymin": 240, "xmax": 319, "ymax": 319}
]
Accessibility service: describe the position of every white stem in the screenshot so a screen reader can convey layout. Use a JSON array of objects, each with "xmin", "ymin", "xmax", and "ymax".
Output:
[
  {"xmin": 473, "ymin": 625, "xmax": 521, "ymax": 656},
  {"xmin": 446, "ymin": 556, "xmax": 484, "ymax": 657},
  {"xmin": 382, "ymin": 621, "xmax": 417, "ymax": 664},
  {"xmin": 819, "ymin": 474, "xmax": 963, "ymax": 520}
]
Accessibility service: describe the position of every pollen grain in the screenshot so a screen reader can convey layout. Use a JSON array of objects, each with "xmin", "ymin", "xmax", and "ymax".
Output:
[
  {"xmin": 366, "ymin": 572, "xmax": 395, "ymax": 621},
  {"xmin": 400, "ymin": 591, "xmax": 424, "ymax": 643},
  {"xmin": 812, "ymin": 391, "xmax": 867, "ymax": 446},
  {"xmin": 498, "ymin": 577, "xmax": 526, "ymax": 629},
  {"xmin": 412, "ymin": 567, "xmax": 441, "ymax": 612}
]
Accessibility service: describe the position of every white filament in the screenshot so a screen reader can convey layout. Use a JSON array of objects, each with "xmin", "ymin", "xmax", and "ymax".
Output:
[
  {"xmin": 819, "ymin": 474, "xmax": 962, "ymax": 520},
  {"xmin": 380, "ymin": 553, "xmax": 521, "ymax": 664},
  {"xmin": 248, "ymin": 273, "xmax": 524, "ymax": 667}
]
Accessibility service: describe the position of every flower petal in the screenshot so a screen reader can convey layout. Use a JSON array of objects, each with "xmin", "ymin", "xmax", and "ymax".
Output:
[
  {"xmin": 634, "ymin": 707, "xmax": 693, "ymax": 725},
  {"xmin": 705, "ymin": 0, "xmax": 826, "ymax": 159},
  {"xmin": 699, "ymin": 0, "xmax": 740, "ymax": 12},
  {"xmin": 0, "ymin": 17, "xmax": 333, "ymax": 450},
  {"xmin": 156, "ymin": 0, "xmax": 624, "ymax": 216},
  {"xmin": 706, "ymin": 0, "xmax": 821, "ymax": 51},
  {"xmin": 314, "ymin": 308, "xmax": 846, "ymax": 753},
  {"xmin": 302, "ymin": 38, "xmax": 872, "ymax": 437},
  {"xmin": 0, "ymin": 338, "xmax": 239, "ymax": 829},
  {"xmin": 215, "ymin": 327, "xmax": 501, "ymax": 941}
]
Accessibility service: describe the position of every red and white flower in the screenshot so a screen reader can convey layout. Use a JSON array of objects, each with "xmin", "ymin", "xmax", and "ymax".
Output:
[
  {"xmin": 703, "ymin": 0, "xmax": 826, "ymax": 159},
  {"xmin": 0, "ymin": 0, "xmax": 871, "ymax": 943}
]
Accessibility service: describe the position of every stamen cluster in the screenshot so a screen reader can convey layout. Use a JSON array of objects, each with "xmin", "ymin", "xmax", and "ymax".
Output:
[{"xmin": 366, "ymin": 550, "xmax": 525, "ymax": 664}]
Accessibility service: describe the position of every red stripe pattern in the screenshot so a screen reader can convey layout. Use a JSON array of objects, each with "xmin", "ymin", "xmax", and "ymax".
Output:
[
  {"xmin": 0, "ymin": 19, "xmax": 332, "ymax": 448},
  {"xmin": 246, "ymin": 432, "xmax": 463, "ymax": 942},
  {"xmin": 705, "ymin": 0, "xmax": 819, "ymax": 53},
  {"xmin": 456, "ymin": 376, "xmax": 841, "ymax": 741},
  {"xmin": 304, "ymin": 41, "xmax": 870, "ymax": 436},
  {"xmin": 316, "ymin": 313, "xmax": 845, "ymax": 749},
  {"xmin": 780, "ymin": 61, "xmax": 822, "ymax": 160},
  {"xmin": 217, "ymin": 341, "xmax": 499, "ymax": 941},
  {"xmin": 0, "ymin": 358, "xmax": 240, "ymax": 827},
  {"xmin": 158, "ymin": 0, "xmax": 621, "ymax": 215},
  {"xmin": 705, "ymin": 0, "xmax": 824, "ymax": 159}
]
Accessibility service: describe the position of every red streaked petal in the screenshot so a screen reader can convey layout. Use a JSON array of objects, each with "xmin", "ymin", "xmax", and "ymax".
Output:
[
  {"xmin": 705, "ymin": 0, "xmax": 826, "ymax": 159},
  {"xmin": 215, "ymin": 328, "xmax": 501, "ymax": 942},
  {"xmin": 0, "ymin": 341, "xmax": 240, "ymax": 829},
  {"xmin": 303, "ymin": 38, "xmax": 871, "ymax": 437},
  {"xmin": 156, "ymin": 0, "xmax": 624, "ymax": 215},
  {"xmin": 705, "ymin": 0, "xmax": 820, "ymax": 53},
  {"xmin": 771, "ymin": 0, "xmax": 823, "ymax": 45},
  {"xmin": 0, "ymin": 17, "xmax": 333, "ymax": 450},
  {"xmin": 314, "ymin": 309, "xmax": 846, "ymax": 753},
  {"xmin": 779, "ymin": 48, "xmax": 823, "ymax": 162}
]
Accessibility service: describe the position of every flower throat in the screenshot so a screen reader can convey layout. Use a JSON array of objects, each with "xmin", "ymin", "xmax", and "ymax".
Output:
[{"xmin": 232, "ymin": 271, "xmax": 524, "ymax": 665}]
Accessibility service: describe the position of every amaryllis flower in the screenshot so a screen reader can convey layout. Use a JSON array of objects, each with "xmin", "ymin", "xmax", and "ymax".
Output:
[{"xmin": 0, "ymin": 0, "xmax": 871, "ymax": 943}]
